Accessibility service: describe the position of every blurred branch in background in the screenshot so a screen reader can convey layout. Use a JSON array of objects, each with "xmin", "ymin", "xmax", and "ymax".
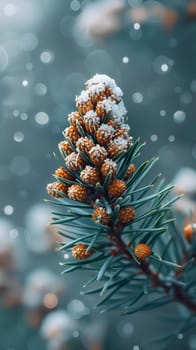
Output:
[{"xmin": 75, "ymin": 0, "xmax": 196, "ymax": 42}]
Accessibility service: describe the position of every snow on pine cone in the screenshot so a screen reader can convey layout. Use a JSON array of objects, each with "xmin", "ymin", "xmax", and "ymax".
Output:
[
  {"xmin": 80, "ymin": 166, "xmax": 100, "ymax": 185},
  {"xmin": 92, "ymin": 207, "xmax": 111, "ymax": 226},
  {"xmin": 76, "ymin": 137, "xmax": 94, "ymax": 154},
  {"xmin": 68, "ymin": 111, "xmax": 84, "ymax": 128},
  {"xmin": 65, "ymin": 152, "xmax": 85, "ymax": 171},
  {"xmin": 100, "ymin": 159, "xmax": 117, "ymax": 180},
  {"xmin": 47, "ymin": 74, "xmax": 135, "ymax": 226},
  {"xmin": 47, "ymin": 182, "xmax": 68, "ymax": 198},
  {"xmin": 96, "ymin": 124, "xmax": 115, "ymax": 146},
  {"xmin": 75, "ymin": 90, "xmax": 94, "ymax": 114},
  {"xmin": 58, "ymin": 140, "xmax": 73, "ymax": 155},
  {"xmin": 64, "ymin": 125, "xmax": 80, "ymax": 144},
  {"xmin": 89, "ymin": 145, "xmax": 108, "ymax": 167},
  {"xmin": 83, "ymin": 111, "xmax": 100, "ymax": 134}
]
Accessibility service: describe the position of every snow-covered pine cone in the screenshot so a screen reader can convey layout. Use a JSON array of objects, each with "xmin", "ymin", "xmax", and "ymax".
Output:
[
  {"xmin": 80, "ymin": 166, "xmax": 100, "ymax": 185},
  {"xmin": 76, "ymin": 137, "xmax": 95, "ymax": 154},
  {"xmin": 68, "ymin": 111, "xmax": 84, "ymax": 128},
  {"xmin": 47, "ymin": 182, "xmax": 68, "ymax": 198},
  {"xmin": 65, "ymin": 152, "xmax": 85, "ymax": 171},
  {"xmin": 100, "ymin": 159, "xmax": 117, "ymax": 180},
  {"xmin": 58, "ymin": 140, "xmax": 73, "ymax": 155},
  {"xmin": 48, "ymin": 74, "xmax": 133, "ymax": 223}
]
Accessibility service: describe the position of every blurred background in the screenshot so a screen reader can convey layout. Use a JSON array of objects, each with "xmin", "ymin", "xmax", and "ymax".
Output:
[{"xmin": 0, "ymin": 0, "xmax": 196, "ymax": 349}]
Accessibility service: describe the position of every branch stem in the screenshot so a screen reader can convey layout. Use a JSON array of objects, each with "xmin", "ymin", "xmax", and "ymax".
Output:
[{"xmin": 111, "ymin": 229, "xmax": 196, "ymax": 314}]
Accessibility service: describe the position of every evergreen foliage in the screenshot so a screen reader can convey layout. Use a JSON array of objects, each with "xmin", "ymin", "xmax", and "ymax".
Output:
[{"xmin": 47, "ymin": 74, "xmax": 196, "ymax": 347}]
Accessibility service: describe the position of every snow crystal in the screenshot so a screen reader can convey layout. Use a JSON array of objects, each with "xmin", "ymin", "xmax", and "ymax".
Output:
[
  {"xmin": 111, "ymin": 100, "xmax": 127, "ymax": 117},
  {"xmin": 113, "ymin": 137, "xmax": 129, "ymax": 150},
  {"xmin": 112, "ymin": 86, "xmax": 123, "ymax": 99},
  {"xmin": 76, "ymin": 90, "xmax": 90, "ymax": 104},
  {"xmin": 89, "ymin": 145, "xmax": 107, "ymax": 157},
  {"xmin": 97, "ymin": 98, "xmax": 113, "ymax": 113},
  {"xmin": 98, "ymin": 124, "xmax": 115, "ymax": 135},
  {"xmin": 86, "ymin": 74, "xmax": 116, "ymax": 90},
  {"xmin": 84, "ymin": 110, "xmax": 100, "ymax": 124},
  {"xmin": 88, "ymin": 83, "xmax": 105, "ymax": 95},
  {"xmin": 121, "ymin": 124, "xmax": 130, "ymax": 131},
  {"xmin": 103, "ymin": 158, "xmax": 117, "ymax": 169}
]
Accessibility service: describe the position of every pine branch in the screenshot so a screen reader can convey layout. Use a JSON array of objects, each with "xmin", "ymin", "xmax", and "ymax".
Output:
[{"xmin": 46, "ymin": 74, "xmax": 196, "ymax": 343}]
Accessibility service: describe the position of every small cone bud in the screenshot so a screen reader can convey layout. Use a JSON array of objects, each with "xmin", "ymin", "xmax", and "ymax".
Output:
[
  {"xmin": 108, "ymin": 179, "xmax": 126, "ymax": 197},
  {"xmin": 54, "ymin": 167, "xmax": 74, "ymax": 181},
  {"xmin": 72, "ymin": 243, "xmax": 93, "ymax": 259},
  {"xmin": 64, "ymin": 126, "xmax": 80, "ymax": 144},
  {"xmin": 96, "ymin": 99, "xmax": 112, "ymax": 118},
  {"xmin": 96, "ymin": 124, "xmax": 115, "ymax": 146},
  {"xmin": 83, "ymin": 111, "xmax": 100, "ymax": 135},
  {"xmin": 68, "ymin": 184, "xmax": 88, "ymax": 201},
  {"xmin": 92, "ymin": 207, "xmax": 111, "ymax": 226},
  {"xmin": 58, "ymin": 141, "xmax": 73, "ymax": 155},
  {"xmin": 80, "ymin": 166, "xmax": 100, "ymax": 185},
  {"xmin": 113, "ymin": 127, "xmax": 130, "ymax": 139},
  {"xmin": 124, "ymin": 164, "xmax": 136, "ymax": 180},
  {"xmin": 47, "ymin": 182, "xmax": 68, "ymax": 198},
  {"xmin": 89, "ymin": 145, "xmax": 107, "ymax": 167},
  {"xmin": 68, "ymin": 111, "xmax": 84, "ymax": 127},
  {"xmin": 76, "ymin": 90, "xmax": 94, "ymax": 114},
  {"xmin": 100, "ymin": 159, "xmax": 117, "ymax": 180},
  {"xmin": 88, "ymin": 84, "xmax": 108, "ymax": 104},
  {"xmin": 76, "ymin": 137, "xmax": 94, "ymax": 154},
  {"xmin": 118, "ymin": 207, "xmax": 136, "ymax": 224},
  {"xmin": 65, "ymin": 152, "xmax": 85, "ymax": 171},
  {"xmin": 134, "ymin": 243, "xmax": 152, "ymax": 260}
]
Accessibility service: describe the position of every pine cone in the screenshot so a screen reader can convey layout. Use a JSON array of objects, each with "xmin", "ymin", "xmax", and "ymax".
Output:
[
  {"xmin": 80, "ymin": 166, "xmax": 100, "ymax": 185},
  {"xmin": 124, "ymin": 163, "xmax": 136, "ymax": 180},
  {"xmin": 89, "ymin": 145, "xmax": 107, "ymax": 167},
  {"xmin": 96, "ymin": 124, "xmax": 115, "ymax": 146},
  {"xmin": 76, "ymin": 137, "xmax": 95, "ymax": 154},
  {"xmin": 83, "ymin": 111, "xmax": 100, "ymax": 135},
  {"xmin": 76, "ymin": 90, "xmax": 94, "ymax": 114},
  {"xmin": 47, "ymin": 182, "xmax": 68, "ymax": 198},
  {"xmin": 134, "ymin": 243, "xmax": 152, "ymax": 260},
  {"xmin": 58, "ymin": 141, "xmax": 73, "ymax": 155},
  {"xmin": 54, "ymin": 167, "xmax": 74, "ymax": 181},
  {"xmin": 68, "ymin": 184, "xmax": 88, "ymax": 201},
  {"xmin": 92, "ymin": 207, "xmax": 111, "ymax": 226},
  {"xmin": 68, "ymin": 111, "xmax": 84, "ymax": 127},
  {"xmin": 64, "ymin": 126, "xmax": 80, "ymax": 144},
  {"xmin": 108, "ymin": 179, "xmax": 127, "ymax": 197},
  {"xmin": 118, "ymin": 207, "xmax": 136, "ymax": 224},
  {"xmin": 100, "ymin": 159, "xmax": 117, "ymax": 180},
  {"xmin": 65, "ymin": 152, "xmax": 85, "ymax": 171},
  {"xmin": 72, "ymin": 243, "xmax": 93, "ymax": 259}
]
